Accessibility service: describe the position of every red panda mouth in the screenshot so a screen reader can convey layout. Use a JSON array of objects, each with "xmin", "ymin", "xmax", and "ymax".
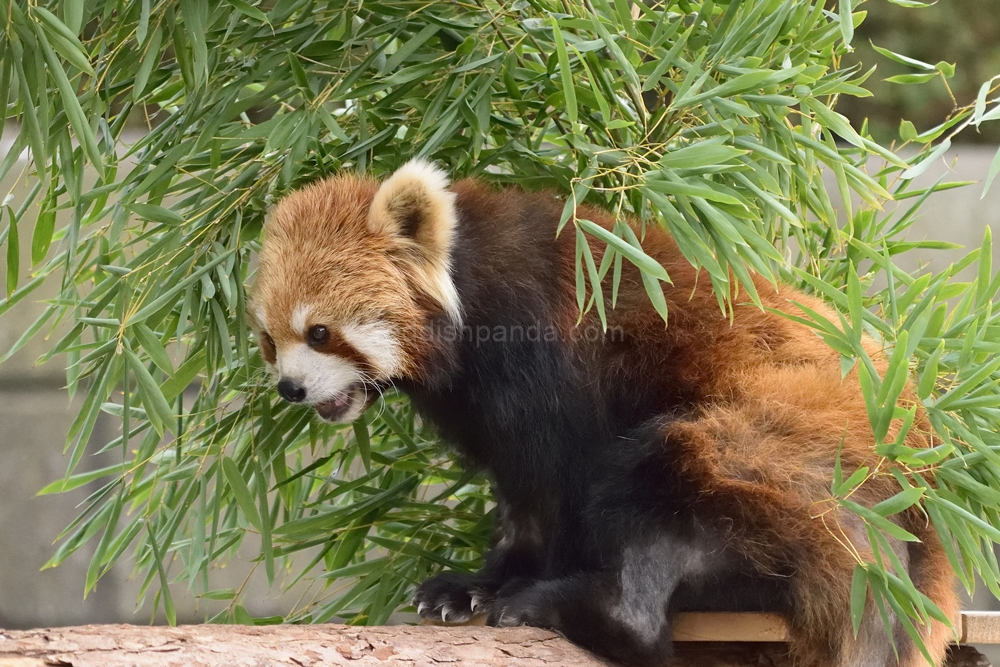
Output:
[{"xmin": 314, "ymin": 384, "xmax": 363, "ymax": 422}]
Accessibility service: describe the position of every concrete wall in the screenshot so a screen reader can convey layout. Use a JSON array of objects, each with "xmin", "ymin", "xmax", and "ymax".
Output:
[
  {"xmin": 1, "ymin": 137, "xmax": 999, "ymax": 630},
  {"xmin": 890, "ymin": 146, "xmax": 1000, "ymax": 277}
]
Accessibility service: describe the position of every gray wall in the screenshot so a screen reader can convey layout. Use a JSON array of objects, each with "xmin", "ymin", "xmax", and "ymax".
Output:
[
  {"xmin": 891, "ymin": 146, "xmax": 1000, "ymax": 277},
  {"xmin": 1, "ymin": 136, "xmax": 999, "ymax": 630}
]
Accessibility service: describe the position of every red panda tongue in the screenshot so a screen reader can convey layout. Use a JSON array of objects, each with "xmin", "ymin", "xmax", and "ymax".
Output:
[{"xmin": 315, "ymin": 391, "xmax": 351, "ymax": 421}]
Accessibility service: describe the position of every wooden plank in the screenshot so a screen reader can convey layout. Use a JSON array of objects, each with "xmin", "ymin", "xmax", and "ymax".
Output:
[
  {"xmin": 673, "ymin": 610, "xmax": 1000, "ymax": 643},
  {"xmin": 433, "ymin": 610, "xmax": 1000, "ymax": 644},
  {"xmin": 672, "ymin": 613, "xmax": 790, "ymax": 642},
  {"xmin": 426, "ymin": 612, "xmax": 791, "ymax": 642},
  {"xmin": 962, "ymin": 611, "xmax": 1000, "ymax": 644}
]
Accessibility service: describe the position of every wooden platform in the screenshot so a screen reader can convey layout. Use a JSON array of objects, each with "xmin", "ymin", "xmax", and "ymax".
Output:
[
  {"xmin": 673, "ymin": 611, "xmax": 1000, "ymax": 644},
  {"xmin": 433, "ymin": 610, "xmax": 1000, "ymax": 644}
]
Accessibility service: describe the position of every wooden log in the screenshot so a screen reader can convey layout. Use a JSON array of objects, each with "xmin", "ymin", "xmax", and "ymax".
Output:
[
  {"xmin": 0, "ymin": 624, "xmax": 608, "ymax": 667},
  {"xmin": 0, "ymin": 615, "xmax": 993, "ymax": 667}
]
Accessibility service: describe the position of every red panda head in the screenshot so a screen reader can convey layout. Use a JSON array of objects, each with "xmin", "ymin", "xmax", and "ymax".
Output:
[{"xmin": 249, "ymin": 159, "xmax": 462, "ymax": 423}]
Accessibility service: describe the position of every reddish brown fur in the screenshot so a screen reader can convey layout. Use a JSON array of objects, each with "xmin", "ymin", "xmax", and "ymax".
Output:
[
  {"xmin": 567, "ymin": 197, "xmax": 956, "ymax": 666},
  {"xmin": 253, "ymin": 176, "xmax": 441, "ymax": 376},
  {"xmin": 567, "ymin": 198, "xmax": 956, "ymax": 667}
]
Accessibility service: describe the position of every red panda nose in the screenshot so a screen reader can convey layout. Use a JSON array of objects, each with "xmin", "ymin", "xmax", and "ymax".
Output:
[{"xmin": 277, "ymin": 378, "xmax": 307, "ymax": 403}]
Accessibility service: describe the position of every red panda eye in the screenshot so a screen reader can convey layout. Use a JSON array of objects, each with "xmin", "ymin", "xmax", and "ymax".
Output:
[{"xmin": 308, "ymin": 325, "xmax": 329, "ymax": 347}]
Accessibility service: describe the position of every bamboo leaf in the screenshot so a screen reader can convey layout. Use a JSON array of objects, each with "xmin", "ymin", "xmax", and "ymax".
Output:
[
  {"xmin": 577, "ymin": 218, "xmax": 670, "ymax": 282},
  {"xmin": 132, "ymin": 324, "xmax": 174, "ymax": 377},
  {"xmin": 146, "ymin": 521, "xmax": 177, "ymax": 625},
  {"xmin": 31, "ymin": 6, "xmax": 94, "ymax": 77},
  {"xmin": 38, "ymin": 463, "xmax": 128, "ymax": 495},
  {"xmin": 353, "ymin": 420, "xmax": 372, "ymax": 474},
  {"xmin": 885, "ymin": 72, "xmax": 937, "ymax": 85},
  {"xmin": 550, "ymin": 18, "xmax": 577, "ymax": 125},
  {"xmin": 63, "ymin": 0, "xmax": 85, "ymax": 34},
  {"xmin": 224, "ymin": 0, "xmax": 268, "ymax": 23},
  {"xmin": 133, "ymin": 26, "xmax": 163, "ymax": 99},
  {"xmin": 34, "ymin": 27, "xmax": 104, "ymax": 180},
  {"xmin": 221, "ymin": 457, "xmax": 262, "ymax": 533},
  {"xmin": 872, "ymin": 486, "xmax": 925, "ymax": 517},
  {"xmin": 850, "ymin": 565, "xmax": 868, "ymax": 637},
  {"xmin": 129, "ymin": 203, "xmax": 185, "ymax": 227},
  {"xmin": 871, "ymin": 43, "xmax": 936, "ymax": 71},
  {"xmin": 840, "ymin": 499, "xmax": 920, "ymax": 542},
  {"xmin": 5, "ymin": 207, "xmax": 18, "ymax": 298},
  {"xmin": 902, "ymin": 139, "xmax": 952, "ymax": 180},
  {"xmin": 976, "ymin": 226, "xmax": 993, "ymax": 307},
  {"xmin": 839, "ymin": 0, "xmax": 854, "ymax": 47},
  {"xmin": 30, "ymin": 205, "xmax": 55, "ymax": 266},
  {"xmin": 983, "ymin": 145, "xmax": 1000, "ymax": 198},
  {"xmin": 122, "ymin": 346, "xmax": 173, "ymax": 437},
  {"xmin": 658, "ymin": 141, "xmax": 748, "ymax": 170}
]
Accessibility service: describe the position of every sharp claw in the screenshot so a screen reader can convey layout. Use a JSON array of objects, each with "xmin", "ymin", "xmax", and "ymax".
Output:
[
  {"xmin": 470, "ymin": 595, "xmax": 481, "ymax": 613},
  {"xmin": 417, "ymin": 602, "xmax": 428, "ymax": 616},
  {"xmin": 441, "ymin": 605, "xmax": 451, "ymax": 623}
]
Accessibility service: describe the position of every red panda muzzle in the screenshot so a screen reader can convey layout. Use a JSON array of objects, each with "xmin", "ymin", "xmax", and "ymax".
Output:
[{"xmin": 313, "ymin": 382, "xmax": 365, "ymax": 422}]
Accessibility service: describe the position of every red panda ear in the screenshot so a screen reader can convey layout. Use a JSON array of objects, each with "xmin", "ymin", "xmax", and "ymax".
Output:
[
  {"xmin": 367, "ymin": 159, "xmax": 457, "ymax": 264},
  {"xmin": 368, "ymin": 159, "xmax": 463, "ymax": 323}
]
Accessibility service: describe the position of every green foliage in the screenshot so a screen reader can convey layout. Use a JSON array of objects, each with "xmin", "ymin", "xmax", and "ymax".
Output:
[{"xmin": 1, "ymin": 0, "xmax": 1000, "ymax": 652}]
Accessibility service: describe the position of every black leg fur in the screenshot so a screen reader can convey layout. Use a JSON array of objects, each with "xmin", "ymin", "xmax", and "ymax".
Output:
[
  {"xmin": 482, "ymin": 430, "xmax": 727, "ymax": 667},
  {"xmin": 415, "ymin": 495, "xmax": 550, "ymax": 622},
  {"xmin": 485, "ymin": 544, "xmax": 693, "ymax": 667},
  {"xmin": 488, "ymin": 573, "xmax": 676, "ymax": 667}
]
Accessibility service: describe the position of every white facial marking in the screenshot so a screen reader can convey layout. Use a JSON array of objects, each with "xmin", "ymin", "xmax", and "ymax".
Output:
[
  {"xmin": 255, "ymin": 307, "xmax": 269, "ymax": 333},
  {"xmin": 342, "ymin": 321, "xmax": 403, "ymax": 377},
  {"xmin": 276, "ymin": 342, "xmax": 356, "ymax": 403},
  {"xmin": 273, "ymin": 317, "xmax": 405, "ymax": 424},
  {"xmin": 327, "ymin": 394, "xmax": 367, "ymax": 424},
  {"xmin": 291, "ymin": 303, "xmax": 311, "ymax": 337}
]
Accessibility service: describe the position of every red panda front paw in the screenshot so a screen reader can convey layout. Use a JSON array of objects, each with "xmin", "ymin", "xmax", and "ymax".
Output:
[
  {"xmin": 414, "ymin": 572, "xmax": 494, "ymax": 623},
  {"xmin": 487, "ymin": 588, "xmax": 556, "ymax": 629}
]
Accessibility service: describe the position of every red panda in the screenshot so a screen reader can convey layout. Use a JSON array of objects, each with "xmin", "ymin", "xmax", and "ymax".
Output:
[{"xmin": 249, "ymin": 159, "xmax": 957, "ymax": 667}]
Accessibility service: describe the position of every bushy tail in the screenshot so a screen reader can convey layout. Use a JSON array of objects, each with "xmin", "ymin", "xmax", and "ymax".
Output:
[{"xmin": 788, "ymin": 532, "xmax": 957, "ymax": 667}]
